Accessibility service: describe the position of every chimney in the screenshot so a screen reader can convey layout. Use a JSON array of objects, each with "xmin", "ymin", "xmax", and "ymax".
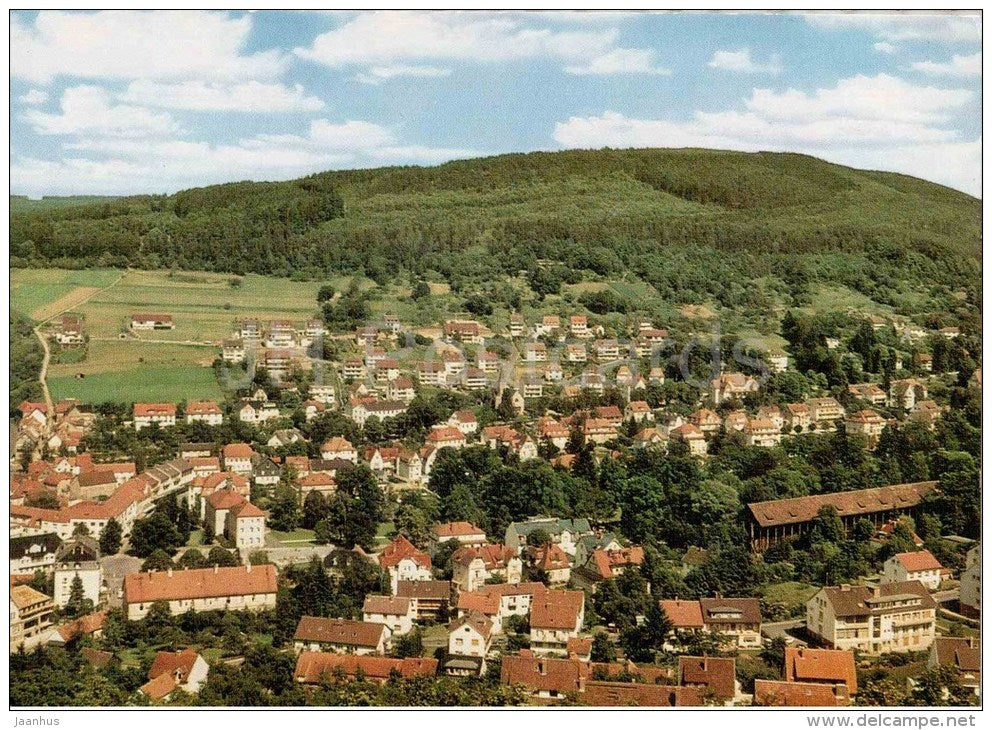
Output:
[
  {"xmin": 214, "ymin": 564, "xmax": 219, "ymax": 574},
  {"xmin": 872, "ymin": 586, "xmax": 881, "ymax": 598},
  {"xmin": 840, "ymin": 584, "xmax": 851, "ymax": 592},
  {"xmin": 167, "ymin": 567, "xmax": 173, "ymax": 577},
  {"xmin": 246, "ymin": 562, "xmax": 252, "ymax": 573}
]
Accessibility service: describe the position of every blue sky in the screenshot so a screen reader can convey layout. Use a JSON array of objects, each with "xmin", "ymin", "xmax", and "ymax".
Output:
[{"xmin": 10, "ymin": 10, "xmax": 982, "ymax": 196}]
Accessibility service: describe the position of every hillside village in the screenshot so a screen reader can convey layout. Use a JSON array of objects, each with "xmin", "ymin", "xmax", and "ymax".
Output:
[{"xmin": 10, "ymin": 292, "xmax": 982, "ymax": 708}]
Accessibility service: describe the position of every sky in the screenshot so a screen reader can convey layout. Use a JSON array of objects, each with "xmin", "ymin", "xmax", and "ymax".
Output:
[{"xmin": 9, "ymin": 10, "xmax": 983, "ymax": 197}]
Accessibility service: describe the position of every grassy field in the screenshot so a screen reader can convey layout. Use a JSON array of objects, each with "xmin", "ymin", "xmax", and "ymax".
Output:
[
  {"xmin": 10, "ymin": 267, "xmax": 342, "ymax": 404},
  {"xmin": 266, "ymin": 528, "xmax": 317, "ymax": 546},
  {"xmin": 10, "ymin": 268, "xmax": 121, "ymax": 318}
]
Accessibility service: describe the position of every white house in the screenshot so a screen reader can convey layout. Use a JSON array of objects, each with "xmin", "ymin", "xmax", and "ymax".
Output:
[
  {"xmin": 362, "ymin": 595, "xmax": 416, "ymax": 636},
  {"xmin": 882, "ymin": 550, "xmax": 944, "ymax": 591}
]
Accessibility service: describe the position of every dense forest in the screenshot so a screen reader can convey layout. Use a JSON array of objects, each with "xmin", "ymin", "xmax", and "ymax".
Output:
[{"xmin": 9, "ymin": 150, "xmax": 981, "ymax": 307}]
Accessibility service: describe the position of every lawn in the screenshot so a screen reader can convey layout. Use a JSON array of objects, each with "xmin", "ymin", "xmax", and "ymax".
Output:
[
  {"xmin": 48, "ymin": 363, "xmax": 224, "ymax": 404},
  {"xmin": 266, "ymin": 528, "xmax": 317, "ymax": 545},
  {"xmin": 760, "ymin": 581, "xmax": 819, "ymax": 617},
  {"xmin": 10, "ymin": 268, "xmax": 121, "ymax": 318}
]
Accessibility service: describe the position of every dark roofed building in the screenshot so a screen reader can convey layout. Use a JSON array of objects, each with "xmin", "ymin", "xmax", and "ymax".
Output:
[{"xmin": 747, "ymin": 482, "xmax": 937, "ymax": 550}]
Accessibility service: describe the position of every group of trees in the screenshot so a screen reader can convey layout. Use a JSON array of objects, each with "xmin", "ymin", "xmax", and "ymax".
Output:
[{"xmin": 9, "ymin": 312, "xmax": 43, "ymax": 415}]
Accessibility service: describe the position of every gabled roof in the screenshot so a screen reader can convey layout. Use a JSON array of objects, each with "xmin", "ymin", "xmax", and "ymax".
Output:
[
  {"xmin": 530, "ymin": 590, "xmax": 584, "ymax": 629},
  {"xmin": 222, "ymin": 443, "xmax": 254, "ymax": 458},
  {"xmin": 124, "ymin": 564, "xmax": 276, "ymax": 604},
  {"xmin": 678, "ymin": 656, "xmax": 737, "ymax": 700},
  {"xmin": 820, "ymin": 581, "xmax": 936, "ymax": 618},
  {"xmin": 784, "ymin": 648, "xmax": 857, "ymax": 694},
  {"xmin": 747, "ymin": 482, "xmax": 937, "ymax": 528},
  {"xmin": 754, "ymin": 679, "xmax": 849, "ymax": 707},
  {"xmin": 659, "ymin": 599, "xmax": 704, "ymax": 629},
  {"xmin": 294, "ymin": 617, "xmax": 386, "ymax": 648},
  {"xmin": 363, "ymin": 595, "xmax": 412, "ymax": 616},
  {"xmin": 378, "ymin": 535, "xmax": 432, "ymax": 570},
  {"xmin": 294, "ymin": 652, "xmax": 437, "ymax": 683},
  {"xmin": 449, "ymin": 610, "xmax": 493, "ymax": 642},
  {"xmin": 435, "ymin": 521, "xmax": 485, "ymax": 538},
  {"xmin": 56, "ymin": 611, "xmax": 107, "ymax": 642},
  {"xmin": 396, "ymin": 580, "xmax": 451, "ymax": 600},
  {"xmin": 932, "ymin": 638, "xmax": 980, "ymax": 674},
  {"xmin": 892, "ymin": 549, "xmax": 942, "ymax": 572},
  {"xmin": 699, "ymin": 597, "xmax": 762, "ymax": 625}
]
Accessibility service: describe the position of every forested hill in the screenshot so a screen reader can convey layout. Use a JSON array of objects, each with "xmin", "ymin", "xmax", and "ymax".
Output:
[{"xmin": 10, "ymin": 148, "xmax": 981, "ymax": 284}]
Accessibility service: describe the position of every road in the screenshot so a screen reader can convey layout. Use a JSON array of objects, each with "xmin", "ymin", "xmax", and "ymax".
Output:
[{"xmin": 91, "ymin": 336, "xmax": 216, "ymax": 347}]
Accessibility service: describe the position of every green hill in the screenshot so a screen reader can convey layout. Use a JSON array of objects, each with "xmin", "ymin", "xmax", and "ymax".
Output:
[
  {"xmin": 9, "ymin": 148, "xmax": 981, "ymax": 326},
  {"xmin": 10, "ymin": 194, "xmax": 120, "ymax": 213}
]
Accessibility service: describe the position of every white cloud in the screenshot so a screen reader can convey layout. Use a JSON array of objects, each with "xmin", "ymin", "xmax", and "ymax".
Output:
[
  {"xmin": 804, "ymin": 12, "xmax": 981, "ymax": 43},
  {"xmin": 708, "ymin": 48, "xmax": 783, "ymax": 74},
  {"xmin": 12, "ymin": 117, "xmax": 480, "ymax": 196},
  {"xmin": 25, "ymin": 86, "xmax": 177, "ymax": 138},
  {"xmin": 11, "ymin": 10, "xmax": 285, "ymax": 84},
  {"xmin": 565, "ymin": 48, "xmax": 670, "ymax": 76},
  {"xmin": 18, "ymin": 89, "xmax": 48, "ymax": 105},
  {"xmin": 296, "ymin": 11, "xmax": 615, "ymax": 66},
  {"xmin": 874, "ymin": 42, "xmax": 897, "ymax": 54},
  {"xmin": 295, "ymin": 10, "xmax": 659, "ymax": 76},
  {"xmin": 354, "ymin": 65, "xmax": 452, "ymax": 84},
  {"xmin": 552, "ymin": 73, "xmax": 979, "ymax": 195},
  {"xmin": 121, "ymin": 80, "xmax": 325, "ymax": 113},
  {"xmin": 910, "ymin": 52, "xmax": 981, "ymax": 77},
  {"xmin": 744, "ymin": 74, "xmax": 972, "ymax": 125}
]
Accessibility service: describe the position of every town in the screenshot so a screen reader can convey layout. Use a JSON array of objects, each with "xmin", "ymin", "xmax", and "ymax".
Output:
[{"xmin": 9, "ymin": 299, "xmax": 981, "ymax": 707}]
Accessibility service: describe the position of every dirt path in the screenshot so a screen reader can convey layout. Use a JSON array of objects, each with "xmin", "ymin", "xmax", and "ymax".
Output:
[
  {"xmin": 31, "ymin": 271, "xmax": 126, "ymax": 426},
  {"xmin": 32, "ymin": 325, "xmax": 53, "ymax": 417}
]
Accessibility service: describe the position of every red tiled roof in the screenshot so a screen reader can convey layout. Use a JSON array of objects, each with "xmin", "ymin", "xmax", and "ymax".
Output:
[
  {"xmin": 659, "ymin": 599, "xmax": 705, "ymax": 629},
  {"xmin": 124, "ymin": 564, "xmax": 276, "ymax": 604},
  {"xmin": 678, "ymin": 656, "xmax": 737, "ymax": 700},
  {"xmin": 140, "ymin": 672, "xmax": 178, "ymax": 700},
  {"xmin": 530, "ymin": 590, "xmax": 584, "ymax": 630},
  {"xmin": 435, "ymin": 521, "xmax": 485, "ymax": 538},
  {"xmin": 131, "ymin": 313, "xmax": 172, "ymax": 323},
  {"xmin": 149, "ymin": 647, "xmax": 200, "ymax": 682},
  {"xmin": 222, "ymin": 443, "xmax": 254, "ymax": 458},
  {"xmin": 230, "ymin": 501, "xmax": 266, "ymax": 519},
  {"xmin": 500, "ymin": 652, "xmax": 588, "ymax": 694},
  {"xmin": 426, "ymin": 426, "xmax": 466, "ymax": 444},
  {"xmin": 321, "ymin": 436, "xmax": 355, "ymax": 452},
  {"xmin": 56, "ymin": 611, "xmax": 107, "ymax": 642},
  {"xmin": 566, "ymin": 637, "xmax": 592, "ymax": 657},
  {"xmin": 206, "ymin": 490, "xmax": 245, "ymax": 510},
  {"xmin": 894, "ymin": 550, "xmax": 942, "ymax": 572},
  {"xmin": 754, "ymin": 679, "xmax": 849, "ymax": 707},
  {"xmin": 784, "ymin": 648, "xmax": 857, "ymax": 694},
  {"xmin": 133, "ymin": 403, "xmax": 176, "ymax": 417},
  {"xmin": 186, "ymin": 401, "xmax": 222, "ymax": 415},
  {"xmin": 294, "ymin": 652, "xmax": 437, "ymax": 683},
  {"xmin": 378, "ymin": 535, "xmax": 432, "ymax": 570},
  {"xmin": 581, "ymin": 682, "xmax": 702, "ymax": 707}
]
